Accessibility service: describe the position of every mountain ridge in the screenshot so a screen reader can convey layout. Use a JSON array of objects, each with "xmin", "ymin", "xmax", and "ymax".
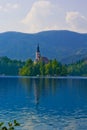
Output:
[{"xmin": 0, "ymin": 30, "xmax": 87, "ymax": 63}]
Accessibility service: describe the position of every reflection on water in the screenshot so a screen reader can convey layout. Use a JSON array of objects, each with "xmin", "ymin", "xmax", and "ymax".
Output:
[
  {"xmin": 0, "ymin": 77, "xmax": 87, "ymax": 130},
  {"xmin": 20, "ymin": 78, "xmax": 58, "ymax": 107}
]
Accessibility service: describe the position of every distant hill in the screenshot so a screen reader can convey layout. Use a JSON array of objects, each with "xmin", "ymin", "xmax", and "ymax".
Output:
[{"xmin": 0, "ymin": 30, "xmax": 87, "ymax": 63}]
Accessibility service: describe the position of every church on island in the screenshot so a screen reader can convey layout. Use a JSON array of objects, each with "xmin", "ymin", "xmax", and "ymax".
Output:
[{"xmin": 35, "ymin": 44, "xmax": 49, "ymax": 64}]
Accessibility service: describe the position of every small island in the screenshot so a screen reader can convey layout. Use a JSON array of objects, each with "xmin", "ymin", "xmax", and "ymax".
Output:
[{"xmin": 0, "ymin": 44, "xmax": 86, "ymax": 77}]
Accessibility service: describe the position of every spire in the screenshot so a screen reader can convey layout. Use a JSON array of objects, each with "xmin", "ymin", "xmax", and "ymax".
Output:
[
  {"xmin": 36, "ymin": 44, "xmax": 41, "ymax": 61},
  {"xmin": 37, "ymin": 44, "xmax": 40, "ymax": 52}
]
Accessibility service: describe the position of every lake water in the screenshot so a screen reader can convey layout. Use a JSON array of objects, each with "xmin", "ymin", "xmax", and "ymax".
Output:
[{"xmin": 0, "ymin": 77, "xmax": 87, "ymax": 130}]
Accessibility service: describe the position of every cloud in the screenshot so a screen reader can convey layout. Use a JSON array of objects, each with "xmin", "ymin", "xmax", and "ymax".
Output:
[
  {"xmin": 66, "ymin": 12, "xmax": 87, "ymax": 33},
  {"xmin": 0, "ymin": 3, "xmax": 19, "ymax": 12},
  {"xmin": 22, "ymin": 0, "xmax": 63, "ymax": 33},
  {"xmin": 6, "ymin": 3, "xmax": 19, "ymax": 9}
]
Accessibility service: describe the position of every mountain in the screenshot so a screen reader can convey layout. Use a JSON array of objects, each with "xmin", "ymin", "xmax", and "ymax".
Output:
[{"xmin": 0, "ymin": 30, "xmax": 87, "ymax": 63}]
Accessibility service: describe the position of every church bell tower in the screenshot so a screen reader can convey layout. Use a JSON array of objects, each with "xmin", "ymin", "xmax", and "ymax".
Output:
[{"xmin": 36, "ymin": 44, "xmax": 41, "ymax": 61}]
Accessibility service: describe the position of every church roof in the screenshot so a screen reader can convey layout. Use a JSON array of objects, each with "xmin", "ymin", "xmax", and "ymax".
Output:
[{"xmin": 41, "ymin": 57, "xmax": 49, "ymax": 64}]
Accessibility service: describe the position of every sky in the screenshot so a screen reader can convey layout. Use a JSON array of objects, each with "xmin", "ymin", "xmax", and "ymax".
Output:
[{"xmin": 0, "ymin": 0, "xmax": 87, "ymax": 33}]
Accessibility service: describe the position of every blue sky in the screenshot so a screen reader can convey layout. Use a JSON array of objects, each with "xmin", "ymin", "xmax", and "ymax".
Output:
[{"xmin": 0, "ymin": 0, "xmax": 87, "ymax": 33}]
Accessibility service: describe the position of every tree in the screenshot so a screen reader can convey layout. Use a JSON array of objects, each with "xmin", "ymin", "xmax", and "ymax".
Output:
[
  {"xmin": 51, "ymin": 59, "xmax": 61, "ymax": 76},
  {"xmin": 61, "ymin": 65, "xmax": 67, "ymax": 76},
  {"xmin": 0, "ymin": 120, "xmax": 20, "ymax": 130},
  {"xmin": 33, "ymin": 62, "xmax": 40, "ymax": 76},
  {"xmin": 19, "ymin": 59, "xmax": 34, "ymax": 76},
  {"xmin": 39, "ymin": 62, "xmax": 45, "ymax": 75},
  {"xmin": 45, "ymin": 61, "xmax": 53, "ymax": 75}
]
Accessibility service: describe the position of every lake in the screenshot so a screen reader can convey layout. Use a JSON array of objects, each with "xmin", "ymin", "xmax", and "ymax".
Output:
[{"xmin": 0, "ymin": 77, "xmax": 87, "ymax": 130}]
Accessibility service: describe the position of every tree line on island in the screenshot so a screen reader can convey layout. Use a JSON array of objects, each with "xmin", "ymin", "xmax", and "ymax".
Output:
[
  {"xmin": 19, "ymin": 59, "xmax": 67, "ymax": 76},
  {"xmin": 0, "ymin": 56, "xmax": 87, "ymax": 76}
]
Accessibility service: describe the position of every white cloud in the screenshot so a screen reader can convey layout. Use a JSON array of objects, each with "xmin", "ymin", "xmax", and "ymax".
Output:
[
  {"xmin": 0, "ymin": 3, "xmax": 19, "ymax": 12},
  {"xmin": 12, "ymin": 4, "xmax": 19, "ymax": 9},
  {"xmin": 6, "ymin": 3, "xmax": 19, "ymax": 9},
  {"xmin": 22, "ymin": 1, "xmax": 53, "ymax": 24},
  {"xmin": 0, "ymin": 6, "xmax": 3, "ymax": 10},
  {"xmin": 22, "ymin": 1, "xmax": 87, "ymax": 33},
  {"xmin": 22, "ymin": 0, "xmax": 63, "ymax": 33},
  {"xmin": 66, "ymin": 12, "xmax": 87, "ymax": 33}
]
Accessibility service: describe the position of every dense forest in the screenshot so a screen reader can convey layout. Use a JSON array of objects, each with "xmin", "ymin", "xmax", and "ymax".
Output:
[
  {"xmin": 0, "ymin": 56, "xmax": 87, "ymax": 76},
  {"xmin": 68, "ymin": 59, "xmax": 87, "ymax": 76},
  {"xmin": 19, "ymin": 59, "xmax": 67, "ymax": 76},
  {"xmin": 0, "ymin": 57, "xmax": 24, "ymax": 75}
]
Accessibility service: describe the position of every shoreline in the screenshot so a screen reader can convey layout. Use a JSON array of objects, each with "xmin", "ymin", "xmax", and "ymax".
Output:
[{"xmin": 0, "ymin": 75, "xmax": 87, "ymax": 79}]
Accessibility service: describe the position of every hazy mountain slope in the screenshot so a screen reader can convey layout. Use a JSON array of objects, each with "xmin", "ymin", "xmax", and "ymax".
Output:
[{"xmin": 0, "ymin": 30, "xmax": 87, "ymax": 63}]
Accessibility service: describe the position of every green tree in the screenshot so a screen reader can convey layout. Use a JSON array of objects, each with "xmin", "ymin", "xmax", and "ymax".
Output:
[
  {"xmin": 45, "ymin": 61, "xmax": 53, "ymax": 75},
  {"xmin": 51, "ymin": 59, "xmax": 61, "ymax": 76},
  {"xmin": 39, "ymin": 61, "xmax": 45, "ymax": 75},
  {"xmin": 61, "ymin": 65, "xmax": 67, "ymax": 76},
  {"xmin": 33, "ymin": 62, "xmax": 40, "ymax": 76},
  {"xmin": 19, "ymin": 59, "xmax": 34, "ymax": 76},
  {"xmin": 0, "ymin": 120, "xmax": 20, "ymax": 130}
]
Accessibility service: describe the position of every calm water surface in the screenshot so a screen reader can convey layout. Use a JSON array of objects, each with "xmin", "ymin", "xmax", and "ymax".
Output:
[{"xmin": 0, "ymin": 77, "xmax": 87, "ymax": 130}]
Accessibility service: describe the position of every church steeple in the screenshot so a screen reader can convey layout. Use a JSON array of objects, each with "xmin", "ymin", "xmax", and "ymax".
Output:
[
  {"xmin": 35, "ymin": 44, "xmax": 49, "ymax": 64},
  {"xmin": 36, "ymin": 44, "xmax": 41, "ymax": 61},
  {"xmin": 37, "ymin": 44, "xmax": 40, "ymax": 52}
]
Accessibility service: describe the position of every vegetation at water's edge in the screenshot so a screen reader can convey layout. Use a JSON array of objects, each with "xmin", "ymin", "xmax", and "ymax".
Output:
[
  {"xmin": 0, "ymin": 56, "xmax": 87, "ymax": 76},
  {"xmin": 0, "ymin": 120, "xmax": 20, "ymax": 130},
  {"xmin": 0, "ymin": 57, "xmax": 24, "ymax": 75},
  {"xmin": 68, "ymin": 59, "xmax": 87, "ymax": 76}
]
